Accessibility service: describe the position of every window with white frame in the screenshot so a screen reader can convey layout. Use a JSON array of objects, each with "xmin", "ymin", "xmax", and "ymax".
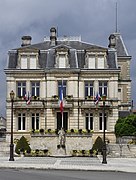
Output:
[
  {"xmin": 17, "ymin": 82, "xmax": 26, "ymax": 97},
  {"xmin": 97, "ymin": 57, "xmax": 105, "ymax": 69},
  {"xmin": 85, "ymin": 81, "xmax": 94, "ymax": 97},
  {"xmin": 32, "ymin": 113, "xmax": 39, "ymax": 130},
  {"xmin": 86, "ymin": 113, "xmax": 93, "ymax": 130},
  {"xmin": 88, "ymin": 56, "xmax": 95, "ymax": 69},
  {"xmin": 20, "ymin": 55, "xmax": 37, "ymax": 69},
  {"xmin": 20, "ymin": 55, "xmax": 27, "ymax": 69},
  {"xmin": 87, "ymin": 54, "xmax": 105, "ymax": 69},
  {"xmin": 30, "ymin": 55, "xmax": 36, "ymax": 69},
  {"xmin": 31, "ymin": 82, "xmax": 40, "ymax": 97},
  {"xmin": 99, "ymin": 81, "xmax": 108, "ymax": 96},
  {"xmin": 99, "ymin": 113, "xmax": 107, "ymax": 131},
  {"xmin": 58, "ymin": 54, "xmax": 66, "ymax": 68},
  {"xmin": 18, "ymin": 113, "xmax": 26, "ymax": 130}
]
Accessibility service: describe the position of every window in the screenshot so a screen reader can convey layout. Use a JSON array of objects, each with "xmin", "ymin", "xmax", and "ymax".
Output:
[
  {"xmin": 86, "ymin": 113, "xmax": 93, "ymax": 130},
  {"xmin": 97, "ymin": 57, "xmax": 104, "ymax": 69},
  {"xmin": 17, "ymin": 82, "xmax": 26, "ymax": 97},
  {"xmin": 20, "ymin": 55, "xmax": 27, "ymax": 69},
  {"xmin": 18, "ymin": 113, "xmax": 26, "ymax": 130},
  {"xmin": 99, "ymin": 81, "xmax": 107, "ymax": 96},
  {"xmin": 88, "ymin": 57, "xmax": 95, "ymax": 69},
  {"xmin": 20, "ymin": 55, "xmax": 37, "ymax": 69},
  {"xmin": 58, "ymin": 80, "xmax": 66, "ymax": 98},
  {"xmin": 55, "ymin": 50, "xmax": 70, "ymax": 68},
  {"xmin": 32, "ymin": 113, "xmax": 39, "ymax": 130},
  {"xmin": 99, "ymin": 113, "xmax": 107, "ymax": 131},
  {"xmin": 30, "ymin": 55, "xmax": 36, "ymax": 69},
  {"xmin": 87, "ymin": 54, "xmax": 105, "ymax": 69},
  {"xmin": 31, "ymin": 82, "xmax": 40, "ymax": 97},
  {"xmin": 59, "ymin": 54, "xmax": 66, "ymax": 68},
  {"xmin": 85, "ymin": 81, "xmax": 94, "ymax": 97}
]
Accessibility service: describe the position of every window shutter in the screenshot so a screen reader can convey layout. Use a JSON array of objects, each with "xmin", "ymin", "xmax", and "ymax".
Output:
[
  {"xmin": 21, "ymin": 56, "xmax": 27, "ymax": 69},
  {"xmin": 59, "ymin": 55, "xmax": 66, "ymax": 68},
  {"xmin": 98, "ymin": 57, "xmax": 104, "ymax": 69},
  {"xmin": 88, "ymin": 57, "xmax": 95, "ymax": 69},
  {"xmin": 30, "ymin": 56, "xmax": 36, "ymax": 69}
]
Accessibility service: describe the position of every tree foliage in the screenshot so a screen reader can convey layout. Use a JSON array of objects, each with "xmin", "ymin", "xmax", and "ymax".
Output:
[
  {"xmin": 115, "ymin": 114, "xmax": 136, "ymax": 137},
  {"xmin": 15, "ymin": 136, "xmax": 31, "ymax": 154}
]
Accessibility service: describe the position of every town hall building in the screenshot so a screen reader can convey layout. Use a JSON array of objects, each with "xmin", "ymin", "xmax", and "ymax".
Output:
[{"xmin": 5, "ymin": 27, "xmax": 131, "ymax": 152}]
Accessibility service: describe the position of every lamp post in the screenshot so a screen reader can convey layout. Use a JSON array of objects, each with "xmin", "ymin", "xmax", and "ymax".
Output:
[
  {"xmin": 9, "ymin": 90, "xmax": 15, "ymax": 161},
  {"xmin": 102, "ymin": 94, "xmax": 107, "ymax": 164}
]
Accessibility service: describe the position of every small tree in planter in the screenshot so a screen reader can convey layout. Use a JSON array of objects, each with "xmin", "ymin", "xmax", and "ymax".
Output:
[
  {"xmin": 92, "ymin": 136, "xmax": 104, "ymax": 155},
  {"xmin": 15, "ymin": 136, "xmax": 31, "ymax": 155}
]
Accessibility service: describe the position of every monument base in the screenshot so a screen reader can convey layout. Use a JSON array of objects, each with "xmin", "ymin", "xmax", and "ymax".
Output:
[{"xmin": 51, "ymin": 146, "xmax": 72, "ymax": 157}]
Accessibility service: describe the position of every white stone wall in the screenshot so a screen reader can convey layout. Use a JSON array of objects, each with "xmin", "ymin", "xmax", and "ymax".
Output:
[{"xmin": 30, "ymin": 135, "xmax": 92, "ymax": 156}]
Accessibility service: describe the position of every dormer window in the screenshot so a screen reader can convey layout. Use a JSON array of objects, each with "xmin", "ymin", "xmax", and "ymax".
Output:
[
  {"xmin": 58, "ymin": 54, "xmax": 66, "ymax": 68},
  {"xmin": 55, "ymin": 48, "xmax": 70, "ymax": 68},
  {"xmin": 85, "ymin": 52, "xmax": 106, "ymax": 69},
  {"xmin": 19, "ymin": 54, "xmax": 37, "ymax": 69}
]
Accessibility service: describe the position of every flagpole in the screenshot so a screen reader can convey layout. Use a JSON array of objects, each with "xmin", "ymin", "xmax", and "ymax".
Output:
[{"xmin": 62, "ymin": 111, "xmax": 63, "ymax": 128}]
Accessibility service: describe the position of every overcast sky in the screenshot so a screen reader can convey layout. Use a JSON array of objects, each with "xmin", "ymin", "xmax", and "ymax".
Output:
[{"xmin": 0, "ymin": 0, "xmax": 136, "ymax": 116}]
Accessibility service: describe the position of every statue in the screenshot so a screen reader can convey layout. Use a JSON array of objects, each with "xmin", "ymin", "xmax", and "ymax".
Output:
[{"xmin": 58, "ymin": 127, "xmax": 66, "ymax": 147}]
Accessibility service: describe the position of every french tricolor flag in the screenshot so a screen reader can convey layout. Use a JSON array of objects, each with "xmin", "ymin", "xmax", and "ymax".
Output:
[
  {"xmin": 94, "ymin": 92, "xmax": 101, "ymax": 105},
  {"xmin": 59, "ymin": 84, "xmax": 64, "ymax": 114},
  {"xmin": 24, "ymin": 91, "xmax": 31, "ymax": 105}
]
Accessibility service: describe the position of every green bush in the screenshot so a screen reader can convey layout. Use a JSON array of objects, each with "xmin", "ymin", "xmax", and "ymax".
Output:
[
  {"xmin": 115, "ymin": 115, "xmax": 136, "ymax": 137},
  {"xmin": 15, "ymin": 136, "xmax": 31, "ymax": 154},
  {"xmin": 92, "ymin": 136, "xmax": 104, "ymax": 154}
]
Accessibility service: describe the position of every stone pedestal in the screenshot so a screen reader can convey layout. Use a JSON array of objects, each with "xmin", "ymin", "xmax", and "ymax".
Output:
[{"xmin": 56, "ymin": 147, "xmax": 66, "ymax": 157}]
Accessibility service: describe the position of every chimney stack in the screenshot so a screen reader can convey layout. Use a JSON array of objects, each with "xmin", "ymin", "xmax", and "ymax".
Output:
[
  {"xmin": 108, "ymin": 34, "xmax": 116, "ymax": 48},
  {"xmin": 21, "ymin": 36, "xmax": 32, "ymax": 47},
  {"xmin": 50, "ymin": 27, "xmax": 57, "ymax": 46}
]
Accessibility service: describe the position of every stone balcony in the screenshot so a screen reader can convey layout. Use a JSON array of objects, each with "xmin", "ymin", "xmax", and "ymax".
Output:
[
  {"xmin": 80, "ymin": 99, "xmax": 116, "ymax": 110},
  {"xmin": 13, "ymin": 100, "xmax": 45, "ymax": 109}
]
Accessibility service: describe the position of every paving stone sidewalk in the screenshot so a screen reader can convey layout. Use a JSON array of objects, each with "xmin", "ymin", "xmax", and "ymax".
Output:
[{"xmin": 0, "ymin": 156, "xmax": 136, "ymax": 173}]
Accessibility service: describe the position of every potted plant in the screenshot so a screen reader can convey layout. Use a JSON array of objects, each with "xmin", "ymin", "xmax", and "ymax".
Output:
[{"xmin": 40, "ymin": 128, "xmax": 44, "ymax": 134}]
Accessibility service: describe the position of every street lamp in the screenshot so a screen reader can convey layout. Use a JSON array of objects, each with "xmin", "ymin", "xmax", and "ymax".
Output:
[
  {"xmin": 9, "ymin": 90, "xmax": 15, "ymax": 161},
  {"xmin": 102, "ymin": 94, "xmax": 107, "ymax": 164}
]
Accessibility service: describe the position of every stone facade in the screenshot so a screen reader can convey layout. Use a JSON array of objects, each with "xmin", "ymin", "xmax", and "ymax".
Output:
[{"xmin": 4, "ymin": 28, "xmax": 131, "ymax": 152}]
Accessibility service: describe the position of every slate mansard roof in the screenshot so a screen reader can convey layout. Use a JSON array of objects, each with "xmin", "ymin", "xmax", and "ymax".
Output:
[{"xmin": 7, "ymin": 29, "xmax": 130, "ymax": 70}]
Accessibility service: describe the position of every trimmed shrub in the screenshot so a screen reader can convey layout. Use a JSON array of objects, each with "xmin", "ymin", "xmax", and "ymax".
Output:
[
  {"xmin": 39, "ymin": 128, "xmax": 44, "ymax": 134},
  {"xmin": 15, "ymin": 136, "xmax": 31, "ymax": 155},
  {"xmin": 71, "ymin": 129, "xmax": 74, "ymax": 133},
  {"xmin": 92, "ymin": 136, "xmax": 104, "ymax": 154}
]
